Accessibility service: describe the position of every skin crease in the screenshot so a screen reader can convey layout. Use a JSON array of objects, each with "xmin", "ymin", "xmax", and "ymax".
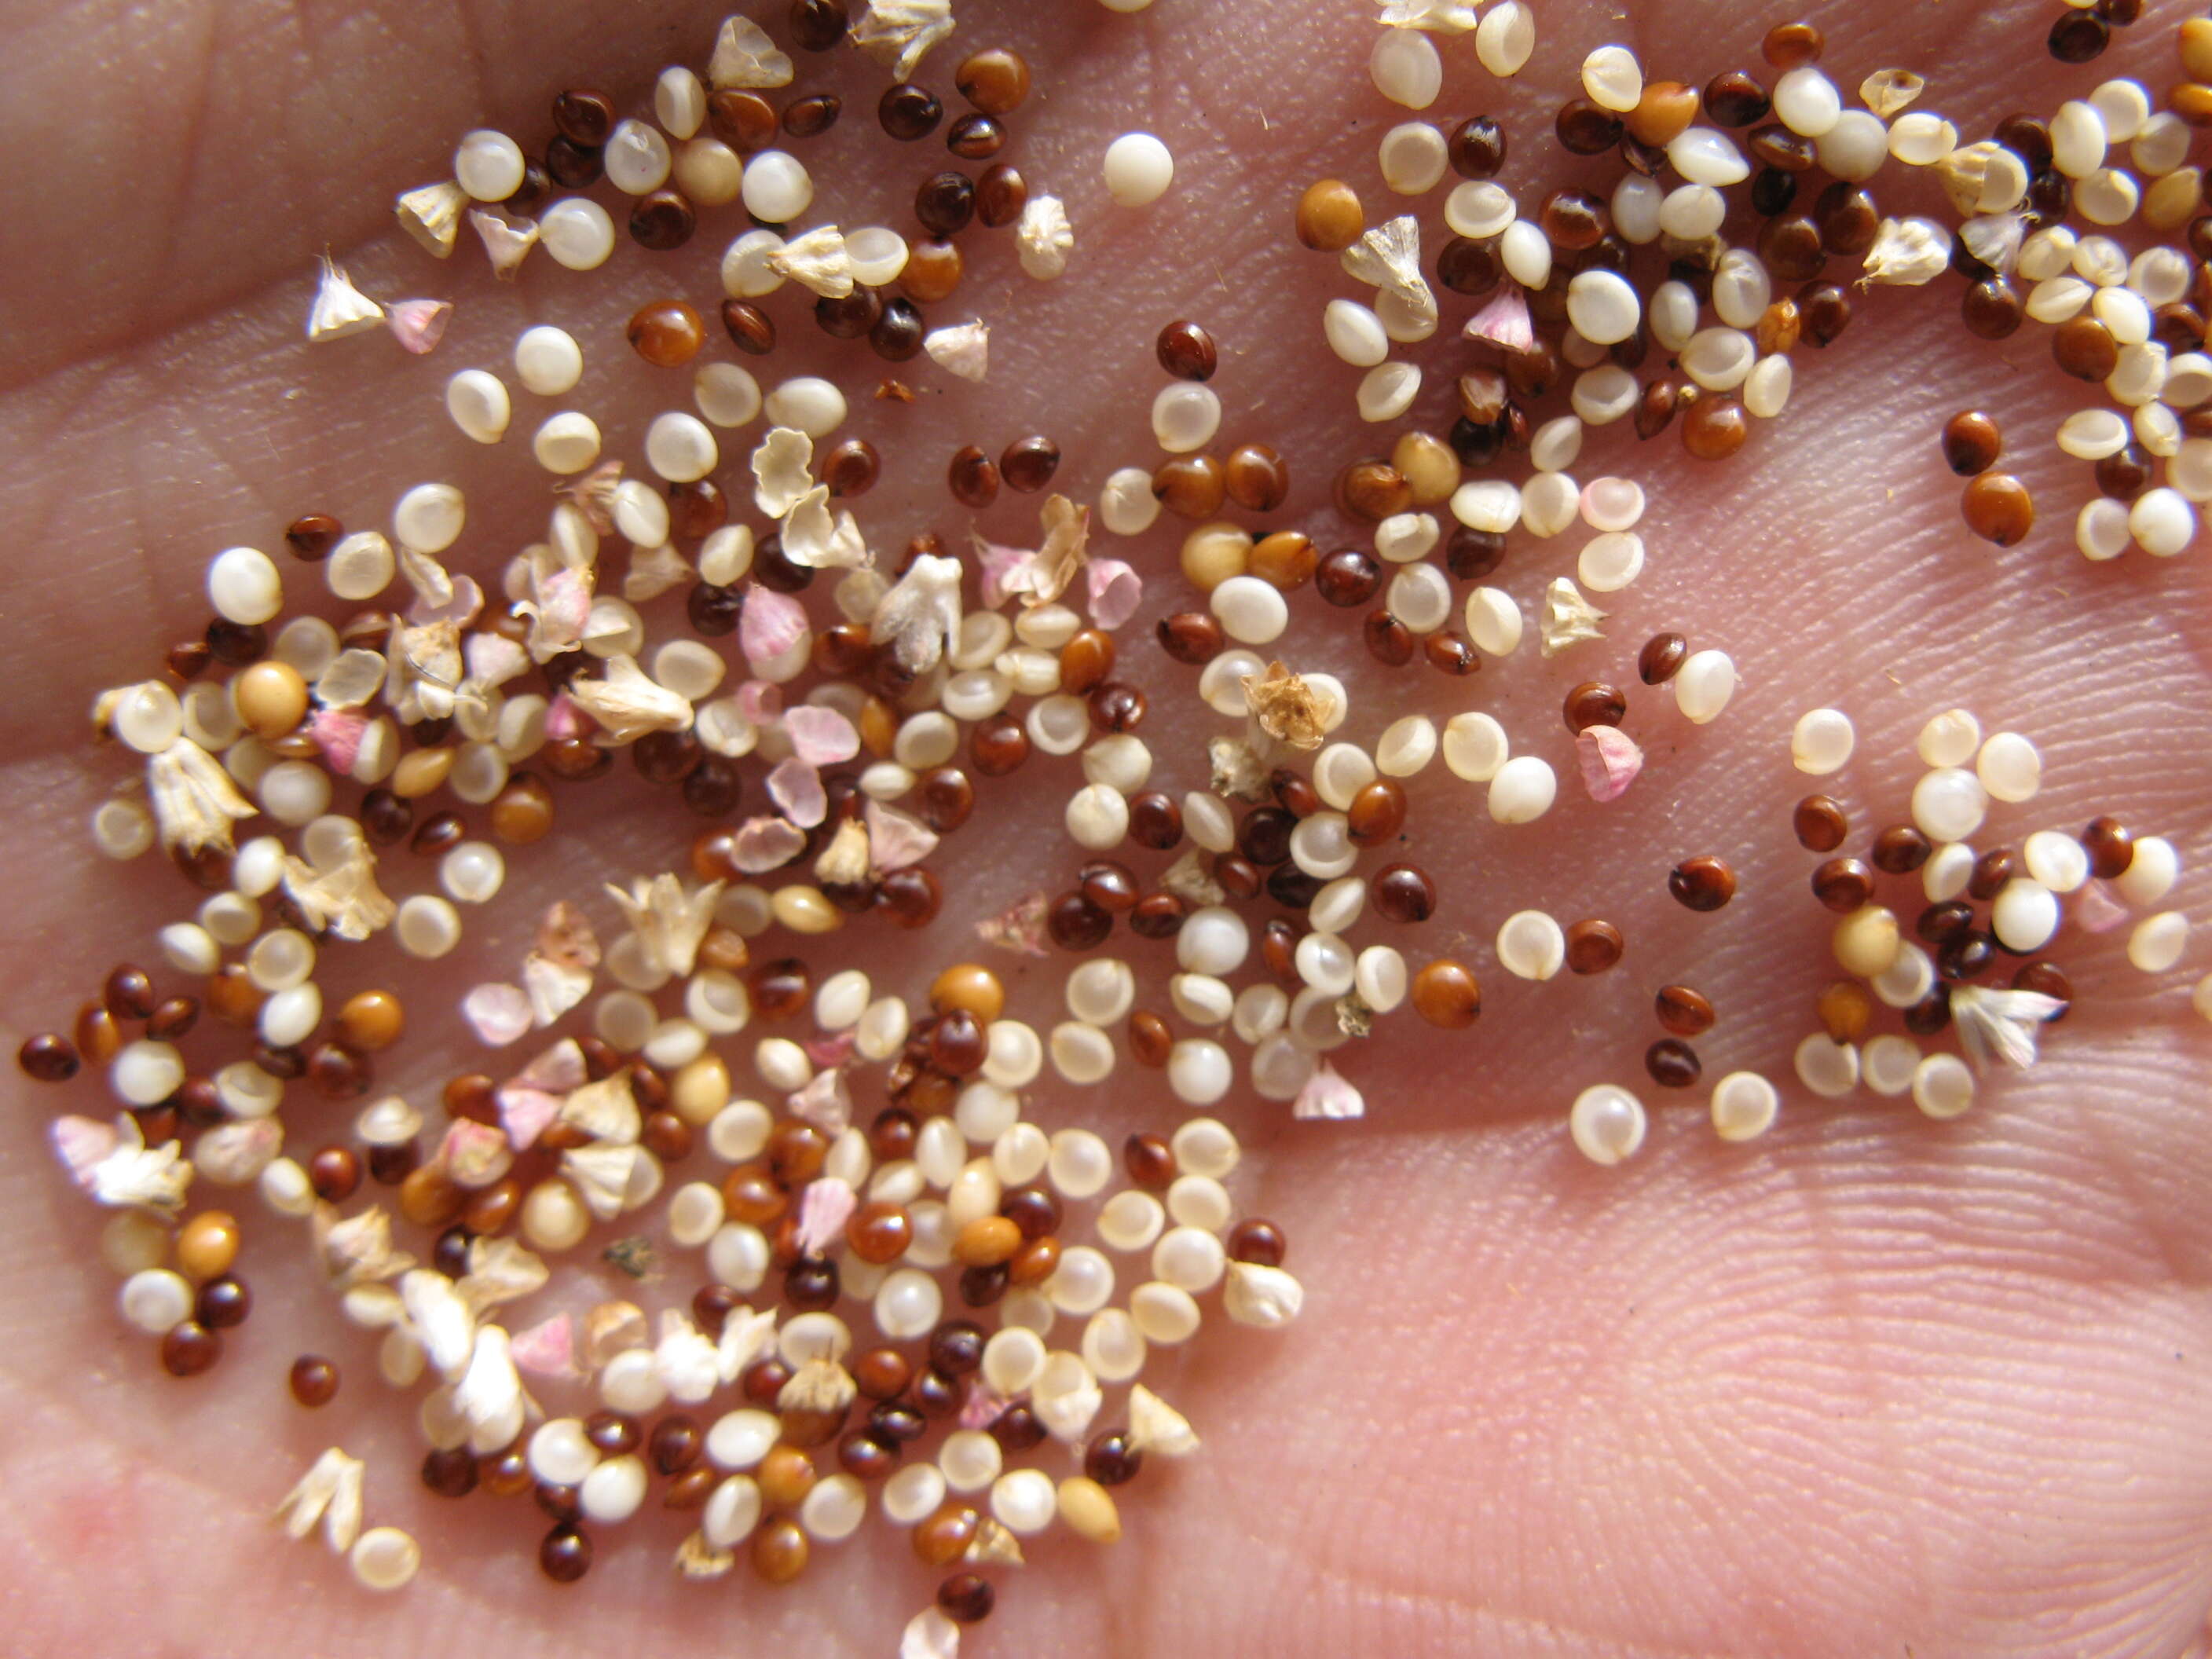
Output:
[{"xmin": 1, "ymin": 0, "xmax": 2210, "ymax": 1654}]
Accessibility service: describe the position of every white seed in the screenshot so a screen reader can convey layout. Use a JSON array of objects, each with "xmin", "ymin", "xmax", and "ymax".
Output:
[
  {"xmin": 1500, "ymin": 218, "xmax": 1551, "ymax": 287},
  {"xmin": 1911, "ymin": 1053, "xmax": 1976, "ymax": 1119},
  {"xmin": 1464, "ymin": 588, "xmax": 1522, "ymax": 657},
  {"xmin": 1577, "ymin": 531, "xmax": 1644, "ymax": 592},
  {"xmin": 1324, "ymin": 298, "xmax": 1389, "ymax": 367},
  {"xmin": 1152, "ymin": 1225, "xmax": 1225, "ymax": 1293},
  {"xmin": 2050, "ymin": 100, "xmax": 2107, "ymax": 179},
  {"xmin": 1486, "ymin": 755, "xmax": 1555, "ymax": 824},
  {"xmin": 1916, "ymin": 708, "xmax": 1981, "ymax": 767},
  {"xmin": 1569, "ymin": 1085, "xmax": 1646, "ymax": 1165},
  {"xmin": 533, "ymin": 412, "xmax": 602, "ymax": 474},
  {"xmin": 605, "ymin": 119, "xmax": 672, "ymax": 192},
  {"xmin": 455, "ymin": 130, "xmax": 526, "ymax": 201},
  {"xmin": 1790, "ymin": 708, "xmax": 1855, "ymax": 775},
  {"xmin": 1773, "ymin": 66, "xmax": 1840, "ymax": 137},
  {"xmin": 119, "ymin": 1268, "xmax": 195, "ymax": 1333},
  {"xmin": 1369, "ymin": 28, "xmax": 1442, "ymax": 108},
  {"xmin": 1104, "ymin": 131, "xmax": 1174, "ymax": 205},
  {"xmin": 1923, "ymin": 841, "xmax": 1975, "ymax": 903},
  {"xmin": 1650, "ymin": 280, "xmax": 1697, "ymax": 350},
  {"xmin": 1888, "ymin": 112, "xmax": 1957, "ymax": 167},
  {"xmin": 112, "ymin": 1040, "xmax": 185, "ymax": 1107},
  {"xmin": 2057, "ymin": 408, "xmax": 2130, "ymax": 460},
  {"xmin": 539, "ymin": 197, "xmax": 615, "ymax": 269},
  {"xmin": 1452, "ymin": 478, "xmax": 1522, "ymax": 534},
  {"xmin": 1167, "ymin": 1039, "xmax": 1232, "ymax": 1106},
  {"xmin": 2022, "ymin": 830, "xmax": 2090, "ymax": 893},
  {"xmin": 1793, "ymin": 1034, "xmax": 1860, "ymax": 1098},
  {"xmin": 1974, "ymin": 731, "xmax": 2042, "ymax": 803},
  {"xmin": 1210, "ymin": 575, "xmax": 1288, "ymax": 644},
  {"xmin": 1990, "ymin": 879, "xmax": 2060, "ymax": 953},
  {"xmin": 1873, "ymin": 943, "xmax": 1935, "ymax": 1011},
  {"xmin": 1518, "ymin": 471, "xmax": 1579, "ymax": 535},
  {"xmin": 1379, "ymin": 121, "xmax": 1448, "ymax": 193},
  {"xmin": 1709, "ymin": 1071, "xmax": 1778, "ymax": 1142},
  {"xmin": 1375, "ymin": 715, "xmax": 1437, "ymax": 776},
  {"xmin": 1580, "ymin": 45, "xmax": 1642, "ymax": 112},
  {"xmin": 1152, "ymin": 383, "xmax": 1221, "ymax": 452},
  {"xmin": 1565, "ymin": 269, "xmax": 1640, "ymax": 344},
  {"xmin": 991, "ymin": 1468, "xmax": 1059, "ymax": 1536},
  {"xmin": 1911, "ymin": 767, "xmax": 1988, "ymax": 842},
  {"xmin": 1313, "ymin": 743, "xmax": 1376, "ymax": 809},
  {"xmin": 1668, "ymin": 126, "xmax": 1751, "ymax": 185},
  {"xmin": 394, "ymin": 482, "xmax": 465, "ymax": 553},
  {"xmin": 646, "ymin": 412, "xmax": 720, "ymax": 482},
  {"xmin": 2075, "ymin": 168, "xmax": 2138, "ymax": 226},
  {"xmin": 1815, "ymin": 110, "xmax": 1888, "ymax": 181},
  {"xmin": 581, "ymin": 1456, "xmax": 649, "ymax": 1525},
  {"xmin": 799, "ymin": 1473, "xmax": 866, "ymax": 1542},
  {"xmin": 2130, "ymin": 487, "xmax": 2196, "ymax": 555},
  {"xmin": 207, "ymin": 547, "xmax": 282, "ymax": 626},
  {"xmin": 445, "ymin": 369, "xmax": 511, "ymax": 444},
  {"xmin": 741, "ymin": 150, "xmax": 813, "ymax": 221},
  {"xmin": 1441, "ymin": 712, "xmax": 1508, "ymax": 781},
  {"xmin": 1445, "ymin": 180, "xmax": 1515, "ymax": 240},
  {"xmin": 1474, "ymin": 0, "xmax": 1533, "ymax": 76},
  {"xmin": 1682, "ymin": 328, "xmax": 1755, "ymax": 391},
  {"xmin": 1386, "ymin": 562, "xmax": 1451, "ymax": 632},
  {"xmin": 1862, "ymin": 1035, "xmax": 1921, "ymax": 1097},
  {"xmin": 694, "ymin": 361, "xmax": 762, "ymax": 428},
  {"xmin": 1673, "ymin": 650, "xmax": 1737, "ymax": 723},
  {"xmin": 440, "ymin": 840, "xmax": 505, "ymax": 903},
  {"xmin": 1496, "ymin": 910, "xmax": 1565, "ymax": 980},
  {"xmin": 1657, "ymin": 183, "xmax": 1725, "ymax": 240},
  {"xmin": 1357, "ymin": 361, "xmax": 1423, "ymax": 422},
  {"xmin": 2117, "ymin": 837, "xmax": 2179, "ymax": 906},
  {"xmin": 2129, "ymin": 911, "xmax": 2190, "ymax": 972},
  {"xmin": 350, "ymin": 1527, "xmax": 421, "ymax": 1592}
]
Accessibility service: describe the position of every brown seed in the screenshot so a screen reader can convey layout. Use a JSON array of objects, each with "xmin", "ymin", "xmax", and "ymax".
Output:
[
  {"xmin": 976, "ymin": 163, "xmax": 1027, "ymax": 227},
  {"xmin": 1157, "ymin": 319, "xmax": 1218, "ymax": 381},
  {"xmin": 1624, "ymin": 80, "xmax": 1700, "ymax": 146},
  {"xmin": 1249, "ymin": 531, "xmax": 1317, "ymax": 589},
  {"xmin": 879, "ymin": 82, "xmax": 943, "ymax": 140},
  {"xmin": 16, "ymin": 1034, "xmax": 79, "ymax": 1082},
  {"xmin": 1682, "ymin": 395, "xmax": 1749, "ymax": 460},
  {"xmin": 283, "ymin": 513, "xmax": 342, "ymax": 562},
  {"xmin": 2053, "ymin": 315, "xmax": 2119, "ymax": 381},
  {"xmin": 1762, "ymin": 20, "xmax": 1823, "ymax": 67},
  {"xmin": 722, "ymin": 299, "xmax": 776, "ymax": 355},
  {"xmin": 1555, "ymin": 99, "xmax": 1624, "ymax": 154},
  {"xmin": 915, "ymin": 170, "xmax": 976, "ymax": 236},
  {"xmin": 628, "ymin": 189, "xmax": 695, "ymax": 250},
  {"xmin": 289, "ymin": 1354, "xmax": 339, "ymax": 1407},
  {"xmin": 914, "ymin": 1503, "xmax": 980, "ymax": 1566},
  {"xmin": 902, "ymin": 237, "xmax": 964, "ymax": 302},
  {"xmin": 1817, "ymin": 980, "xmax": 1874, "ymax": 1044},
  {"xmin": 789, "ymin": 0, "xmax": 848, "ymax": 51},
  {"xmin": 948, "ymin": 445, "xmax": 1000, "ymax": 508},
  {"xmin": 1645, "ymin": 1038, "xmax": 1701, "ymax": 1089},
  {"xmin": 1295, "ymin": 178, "xmax": 1364, "ymax": 251},
  {"xmin": 1448, "ymin": 115, "xmax": 1506, "ymax": 178},
  {"xmin": 955, "ymin": 47, "xmax": 1030, "ymax": 114},
  {"xmin": 1793, "ymin": 795, "xmax": 1848, "ymax": 852},
  {"xmin": 782, "ymin": 92, "xmax": 842, "ymax": 138},
  {"xmin": 1705, "ymin": 71, "xmax": 1771, "ymax": 128},
  {"xmin": 161, "ymin": 1320, "xmax": 221, "ymax": 1377},
  {"xmin": 1563, "ymin": 681, "xmax": 1627, "ymax": 732},
  {"xmin": 1225, "ymin": 444, "xmax": 1290, "ymax": 512},
  {"xmin": 2048, "ymin": 8, "xmax": 2109, "ymax": 62},
  {"xmin": 1942, "ymin": 410, "xmax": 2002, "ymax": 476},
  {"xmin": 1336, "ymin": 459, "xmax": 1410, "ymax": 522},
  {"xmin": 1637, "ymin": 632, "xmax": 1687, "ymax": 684},
  {"xmin": 1001, "ymin": 435, "xmax": 1060, "ymax": 493},
  {"xmin": 1123, "ymin": 1133, "xmax": 1175, "ymax": 1188},
  {"xmin": 2082, "ymin": 815, "xmax": 2134, "ymax": 879},
  {"xmin": 337, "ymin": 989, "xmax": 405, "ymax": 1052},
  {"xmin": 1870, "ymin": 825, "xmax": 1932, "ymax": 875},
  {"xmin": 2011, "ymin": 960, "xmax": 2075, "ymax": 1016},
  {"xmin": 1811, "ymin": 856, "xmax": 1876, "ymax": 913},
  {"xmin": 1961, "ymin": 474, "xmax": 2035, "ymax": 546},
  {"xmin": 1654, "ymin": 984, "xmax": 1715, "ymax": 1035},
  {"xmin": 752, "ymin": 1516, "xmax": 810, "ymax": 1584},
  {"xmin": 1316, "ymin": 547, "xmax": 1383, "ymax": 606},
  {"xmin": 1347, "ymin": 779, "xmax": 1408, "ymax": 848},
  {"xmin": 1226, "ymin": 1217, "xmax": 1287, "ymax": 1266},
  {"xmin": 1668, "ymin": 855, "xmax": 1736, "ymax": 912},
  {"xmin": 1411, "ymin": 958, "xmax": 1481, "ymax": 1028},
  {"xmin": 1564, "ymin": 919, "xmax": 1624, "ymax": 975},
  {"xmin": 1961, "ymin": 277, "xmax": 2024, "ymax": 341},
  {"xmin": 627, "ymin": 299, "xmax": 705, "ymax": 367}
]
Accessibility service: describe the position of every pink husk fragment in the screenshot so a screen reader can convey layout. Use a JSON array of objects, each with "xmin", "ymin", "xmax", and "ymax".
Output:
[
  {"xmin": 732, "ymin": 816, "xmax": 808, "ymax": 872},
  {"xmin": 2071, "ymin": 879, "xmax": 2131, "ymax": 933},
  {"xmin": 496, "ymin": 1088, "xmax": 562, "ymax": 1151},
  {"xmin": 795, "ymin": 1177, "xmax": 858, "ymax": 1255},
  {"xmin": 543, "ymin": 693, "xmax": 595, "ymax": 742},
  {"xmin": 976, "ymin": 891, "xmax": 1051, "ymax": 956},
  {"xmin": 740, "ymin": 584, "xmax": 809, "ymax": 667},
  {"xmin": 465, "ymin": 630, "xmax": 530, "ymax": 687},
  {"xmin": 805, "ymin": 1031, "xmax": 857, "ymax": 1068},
  {"xmin": 734, "ymin": 679, "xmax": 784, "ymax": 724},
  {"xmin": 1577, "ymin": 725, "xmax": 1644, "ymax": 803},
  {"xmin": 510, "ymin": 1313, "xmax": 578, "ymax": 1379},
  {"xmin": 307, "ymin": 707, "xmax": 369, "ymax": 773},
  {"xmin": 1464, "ymin": 283, "xmax": 1535, "ymax": 352},
  {"xmin": 863, "ymin": 800, "xmax": 938, "ymax": 872},
  {"xmin": 386, "ymin": 298, "xmax": 452, "ymax": 354},
  {"xmin": 787, "ymin": 1067, "xmax": 851, "ymax": 1133},
  {"xmin": 958, "ymin": 1382, "xmax": 1011, "ymax": 1430},
  {"xmin": 767, "ymin": 756, "xmax": 827, "ymax": 827},
  {"xmin": 976, "ymin": 541, "xmax": 1031, "ymax": 609},
  {"xmin": 50, "ymin": 1115, "xmax": 119, "ymax": 1189},
  {"xmin": 1086, "ymin": 558, "xmax": 1143, "ymax": 630},
  {"xmin": 1293, "ymin": 1060, "xmax": 1365, "ymax": 1120},
  {"xmin": 784, "ymin": 705, "xmax": 859, "ymax": 766},
  {"xmin": 462, "ymin": 983, "xmax": 534, "ymax": 1047}
]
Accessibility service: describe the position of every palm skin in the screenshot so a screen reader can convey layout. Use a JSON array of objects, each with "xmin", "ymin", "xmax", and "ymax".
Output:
[{"xmin": 1, "ymin": 0, "xmax": 2209, "ymax": 1654}]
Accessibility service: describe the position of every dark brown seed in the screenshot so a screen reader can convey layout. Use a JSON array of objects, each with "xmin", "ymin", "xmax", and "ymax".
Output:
[
  {"xmin": 628, "ymin": 189, "xmax": 695, "ymax": 251},
  {"xmin": 880, "ymin": 82, "xmax": 943, "ymax": 141},
  {"xmin": 540, "ymin": 1524, "xmax": 592, "ymax": 1584},
  {"xmin": 1668, "ymin": 855, "xmax": 1736, "ymax": 911},
  {"xmin": 1124, "ymin": 1133, "xmax": 1175, "ymax": 1188},
  {"xmin": 947, "ymin": 112, "xmax": 1004, "ymax": 159},
  {"xmin": 1917, "ymin": 900, "xmax": 1976, "ymax": 943},
  {"xmin": 161, "ymin": 1321, "xmax": 221, "ymax": 1377},
  {"xmin": 1564, "ymin": 919, "xmax": 1624, "ymax": 975},
  {"xmin": 1157, "ymin": 319, "xmax": 1218, "ymax": 381},
  {"xmin": 288, "ymin": 1354, "xmax": 339, "ymax": 1407},
  {"xmin": 782, "ymin": 93, "xmax": 842, "ymax": 138},
  {"xmin": 1225, "ymin": 1217, "xmax": 1287, "ymax": 1266},
  {"xmin": 721, "ymin": 299, "xmax": 777, "ymax": 356},
  {"xmin": 948, "ymin": 445, "xmax": 1001, "ymax": 508},
  {"xmin": 1371, "ymin": 864, "xmax": 1437, "ymax": 924},
  {"xmin": 1938, "ymin": 929, "xmax": 1997, "ymax": 981},
  {"xmin": 1871, "ymin": 825, "xmax": 1932, "ymax": 874},
  {"xmin": 1961, "ymin": 474, "xmax": 2035, "ymax": 546},
  {"xmin": 1761, "ymin": 21, "xmax": 1823, "ymax": 67},
  {"xmin": 1654, "ymin": 984, "xmax": 1715, "ymax": 1036},
  {"xmin": 16, "ymin": 1034, "xmax": 79, "ymax": 1082},
  {"xmin": 977, "ymin": 164, "xmax": 1027, "ymax": 227},
  {"xmin": 1556, "ymin": 99, "xmax": 1624, "ymax": 154},
  {"xmin": 282, "ymin": 513, "xmax": 342, "ymax": 562},
  {"xmin": 195, "ymin": 1275, "xmax": 251, "ymax": 1328},
  {"xmin": 545, "ymin": 136, "xmax": 603, "ymax": 189},
  {"xmin": 1793, "ymin": 795, "xmax": 1848, "ymax": 852},
  {"xmin": 1635, "ymin": 632, "xmax": 1686, "ymax": 685},
  {"xmin": 1437, "ymin": 236, "xmax": 1501, "ymax": 297},
  {"xmin": 2096, "ymin": 445, "xmax": 2153, "ymax": 503},
  {"xmin": 1815, "ymin": 183, "xmax": 1879, "ymax": 257},
  {"xmin": 916, "ymin": 170, "xmax": 976, "ymax": 236},
  {"xmin": 1904, "ymin": 987, "xmax": 1953, "ymax": 1035},
  {"xmin": 2082, "ymin": 815, "xmax": 2134, "ymax": 879},
  {"xmin": 2012, "ymin": 961, "xmax": 2075, "ymax": 1016},
  {"xmin": 1799, "ymin": 282, "xmax": 1852, "ymax": 346},
  {"xmin": 1705, "ymin": 71, "xmax": 1771, "ymax": 127},
  {"xmin": 552, "ymin": 89, "xmax": 615, "ymax": 146},
  {"xmin": 2049, "ymin": 9, "xmax": 2109, "ymax": 61},
  {"xmin": 815, "ymin": 287, "xmax": 883, "ymax": 340},
  {"xmin": 1968, "ymin": 847, "xmax": 2017, "ymax": 903},
  {"xmin": 1646, "ymin": 1038, "xmax": 1701, "ymax": 1089},
  {"xmin": 1316, "ymin": 548, "xmax": 1382, "ymax": 606},
  {"xmin": 1942, "ymin": 410, "xmax": 2002, "ymax": 476},
  {"xmin": 938, "ymin": 1572, "xmax": 997, "ymax": 1623},
  {"xmin": 1001, "ymin": 435, "xmax": 1060, "ymax": 493},
  {"xmin": 1448, "ymin": 115, "xmax": 1506, "ymax": 177},
  {"xmin": 1811, "ymin": 857, "xmax": 1876, "ymax": 913},
  {"xmin": 1562, "ymin": 681, "xmax": 1627, "ymax": 732},
  {"xmin": 789, "ymin": 0, "xmax": 848, "ymax": 50}
]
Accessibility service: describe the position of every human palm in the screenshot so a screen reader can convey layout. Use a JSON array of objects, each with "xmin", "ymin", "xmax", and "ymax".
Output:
[{"xmin": 2, "ymin": 0, "xmax": 2209, "ymax": 1654}]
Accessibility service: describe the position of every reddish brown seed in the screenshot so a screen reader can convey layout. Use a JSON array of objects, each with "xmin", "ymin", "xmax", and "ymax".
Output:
[
  {"xmin": 1447, "ymin": 115, "xmax": 1506, "ymax": 177},
  {"xmin": 1811, "ymin": 857, "xmax": 1876, "ymax": 913},
  {"xmin": 1682, "ymin": 395, "xmax": 1749, "ymax": 460},
  {"xmin": 1347, "ymin": 779, "xmax": 1408, "ymax": 847},
  {"xmin": 284, "ymin": 513, "xmax": 343, "ymax": 562},
  {"xmin": 2082, "ymin": 815, "xmax": 2134, "ymax": 879},
  {"xmin": 902, "ymin": 237, "xmax": 964, "ymax": 302},
  {"xmin": 1157, "ymin": 319, "xmax": 1218, "ymax": 381},
  {"xmin": 1668, "ymin": 855, "xmax": 1736, "ymax": 912},
  {"xmin": 1316, "ymin": 547, "xmax": 1383, "ymax": 606},
  {"xmin": 540, "ymin": 1524, "xmax": 593, "ymax": 1584},
  {"xmin": 782, "ymin": 92, "xmax": 842, "ymax": 138},
  {"xmin": 161, "ymin": 1321, "xmax": 221, "ymax": 1377},
  {"xmin": 1563, "ymin": 681, "xmax": 1627, "ymax": 732},
  {"xmin": 1637, "ymin": 632, "xmax": 1687, "ymax": 684},
  {"xmin": 976, "ymin": 164, "xmax": 1027, "ymax": 227},
  {"xmin": 1123, "ymin": 1132, "xmax": 1175, "ymax": 1189},
  {"xmin": 1424, "ymin": 631, "xmax": 1480, "ymax": 676},
  {"xmin": 1225, "ymin": 444, "xmax": 1290, "ymax": 512},
  {"xmin": 1411, "ymin": 959, "xmax": 1481, "ymax": 1028},
  {"xmin": 1871, "ymin": 825, "xmax": 1932, "ymax": 874},
  {"xmin": 1704, "ymin": 71, "xmax": 1771, "ymax": 127},
  {"xmin": 1225, "ymin": 1217, "xmax": 1287, "ymax": 1266},
  {"xmin": 722, "ymin": 299, "xmax": 777, "ymax": 355},
  {"xmin": 1001, "ymin": 435, "xmax": 1061, "ymax": 493},
  {"xmin": 1128, "ymin": 1010, "xmax": 1174, "ymax": 1067},
  {"xmin": 1793, "ymin": 795, "xmax": 1848, "ymax": 852},
  {"xmin": 16, "ymin": 1034, "xmax": 79, "ymax": 1082},
  {"xmin": 627, "ymin": 299, "xmax": 705, "ymax": 367},
  {"xmin": 1941, "ymin": 411, "xmax": 2002, "ymax": 476},
  {"xmin": 1762, "ymin": 20, "xmax": 1823, "ymax": 67},
  {"xmin": 628, "ymin": 189, "xmax": 695, "ymax": 251},
  {"xmin": 956, "ymin": 47, "xmax": 1031, "ymax": 115},
  {"xmin": 288, "ymin": 1354, "xmax": 339, "ymax": 1407},
  {"xmin": 2054, "ymin": 315, "xmax": 2119, "ymax": 382},
  {"xmin": 1555, "ymin": 99, "xmax": 1624, "ymax": 154},
  {"xmin": 1564, "ymin": 919, "xmax": 1624, "ymax": 975},
  {"xmin": 1654, "ymin": 984, "xmax": 1715, "ymax": 1036},
  {"xmin": 1154, "ymin": 455, "xmax": 1228, "ymax": 519},
  {"xmin": 879, "ymin": 82, "xmax": 943, "ymax": 141},
  {"xmin": 1961, "ymin": 474, "xmax": 2035, "ymax": 546},
  {"xmin": 1645, "ymin": 1038, "xmax": 1702, "ymax": 1089},
  {"xmin": 104, "ymin": 964, "xmax": 156, "ymax": 1020},
  {"xmin": 948, "ymin": 445, "xmax": 1000, "ymax": 508},
  {"xmin": 1961, "ymin": 277, "xmax": 2024, "ymax": 340},
  {"xmin": 937, "ymin": 1572, "xmax": 996, "ymax": 1623},
  {"xmin": 2011, "ymin": 960, "xmax": 2075, "ymax": 1015},
  {"xmin": 822, "ymin": 438, "xmax": 881, "ymax": 496}
]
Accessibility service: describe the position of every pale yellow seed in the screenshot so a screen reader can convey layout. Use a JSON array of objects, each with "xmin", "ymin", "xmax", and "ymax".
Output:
[
  {"xmin": 1833, "ymin": 906, "xmax": 1902, "ymax": 978},
  {"xmin": 1057, "ymin": 1475, "xmax": 1122, "ymax": 1544},
  {"xmin": 1179, "ymin": 522, "xmax": 1252, "ymax": 593},
  {"xmin": 771, "ymin": 884, "xmax": 842, "ymax": 935},
  {"xmin": 672, "ymin": 1054, "xmax": 732, "ymax": 1125},
  {"xmin": 390, "ymin": 747, "xmax": 454, "ymax": 799}
]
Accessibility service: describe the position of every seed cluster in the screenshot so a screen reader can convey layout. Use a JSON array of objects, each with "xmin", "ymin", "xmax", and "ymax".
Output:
[{"xmin": 18, "ymin": 0, "xmax": 2212, "ymax": 1648}]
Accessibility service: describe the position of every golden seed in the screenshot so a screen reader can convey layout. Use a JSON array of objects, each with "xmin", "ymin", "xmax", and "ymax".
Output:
[
  {"xmin": 929, "ymin": 963, "xmax": 1005, "ymax": 1022},
  {"xmin": 953, "ymin": 1215, "xmax": 1022, "ymax": 1267},
  {"xmin": 390, "ymin": 747, "xmax": 454, "ymax": 799},
  {"xmin": 1295, "ymin": 178, "xmax": 1364, "ymax": 251},
  {"xmin": 233, "ymin": 661, "xmax": 309, "ymax": 740},
  {"xmin": 177, "ymin": 1210, "xmax": 240, "ymax": 1280}
]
